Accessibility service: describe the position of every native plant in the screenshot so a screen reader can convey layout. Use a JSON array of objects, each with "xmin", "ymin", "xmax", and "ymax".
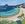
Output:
[{"xmin": 0, "ymin": 20, "xmax": 17, "ymax": 24}]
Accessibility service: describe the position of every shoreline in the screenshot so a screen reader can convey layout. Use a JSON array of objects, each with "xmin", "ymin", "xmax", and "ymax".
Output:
[
  {"xmin": 0, "ymin": 8, "xmax": 23, "ymax": 21},
  {"xmin": 0, "ymin": 8, "xmax": 25, "ymax": 21}
]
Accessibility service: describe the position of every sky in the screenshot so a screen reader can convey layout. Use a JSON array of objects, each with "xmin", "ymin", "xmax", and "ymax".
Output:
[{"xmin": 0, "ymin": 0, "xmax": 25, "ymax": 5}]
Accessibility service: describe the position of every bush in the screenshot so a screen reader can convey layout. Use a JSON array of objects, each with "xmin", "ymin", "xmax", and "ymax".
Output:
[
  {"xmin": 22, "ymin": 19, "xmax": 25, "ymax": 24},
  {"xmin": 0, "ymin": 20, "xmax": 17, "ymax": 24}
]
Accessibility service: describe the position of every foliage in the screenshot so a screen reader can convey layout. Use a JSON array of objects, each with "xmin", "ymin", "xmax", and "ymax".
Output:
[
  {"xmin": 0, "ymin": 20, "xmax": 17, "ymax": 24},
  {"xmin": 22, "ymin": 19, "xmax": 25, "ymax": 24}
]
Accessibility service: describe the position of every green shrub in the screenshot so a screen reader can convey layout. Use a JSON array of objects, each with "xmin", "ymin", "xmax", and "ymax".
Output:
[
  {"xmin": 22, "ymin": 19, "xmax": 25, "ymax": 24},
  {"xmin": 0, "ymin": 20, "xmax": 17, "ymax": 24}
]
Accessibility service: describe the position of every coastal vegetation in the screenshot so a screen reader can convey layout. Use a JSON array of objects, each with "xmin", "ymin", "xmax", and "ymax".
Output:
[
  {"xmin": 0, "ymin": 20, "xmax": 17, "ymax": 24},
  {"xmin": 22, "ymin": 18, "xmax": 25, "ymax": 24},
  {"xmin": 0, "ymin": 19, "xmax": 25, "ymax": 24}
]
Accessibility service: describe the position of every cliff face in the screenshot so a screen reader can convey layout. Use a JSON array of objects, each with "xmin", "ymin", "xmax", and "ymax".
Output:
[{"xmin": 19, "ymin": 3, "xmax": 25, "ymax": 8}]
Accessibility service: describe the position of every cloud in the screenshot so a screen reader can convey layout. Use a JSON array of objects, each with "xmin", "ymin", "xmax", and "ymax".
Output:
[{"xmin": 0, "ymin": 0, "xmax": 25, "ymax": 5}]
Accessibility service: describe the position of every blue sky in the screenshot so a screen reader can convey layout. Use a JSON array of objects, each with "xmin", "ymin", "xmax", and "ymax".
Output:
[{"xmin": 0, "ymin": 0, "xmax": 25, "ymax": 5}]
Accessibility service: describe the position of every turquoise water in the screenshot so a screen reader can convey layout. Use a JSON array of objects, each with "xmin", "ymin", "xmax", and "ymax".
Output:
[{"xmin": 0, "ymin": 8, "xmax": 20, "ymax": 16}]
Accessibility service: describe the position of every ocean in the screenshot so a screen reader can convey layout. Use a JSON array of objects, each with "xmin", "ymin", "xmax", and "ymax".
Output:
[{"xmin": 0, "ymin": 8, "xmax": 20, "ymax": 17}]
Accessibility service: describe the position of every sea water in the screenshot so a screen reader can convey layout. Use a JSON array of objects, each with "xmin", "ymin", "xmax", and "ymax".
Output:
[{"xmin": 0, "ymin": 8, "xmax": 20, "ymax": 17}]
